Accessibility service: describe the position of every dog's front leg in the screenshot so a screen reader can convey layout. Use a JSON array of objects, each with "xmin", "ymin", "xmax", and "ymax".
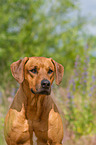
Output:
[{"xmin": 48, "ymin": 109, "xmax": 63, "ymax": 145}]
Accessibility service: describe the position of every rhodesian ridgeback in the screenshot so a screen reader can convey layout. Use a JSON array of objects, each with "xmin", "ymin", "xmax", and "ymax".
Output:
[{"xmin": 4, "ymin": 57, "xmax": 64, "ymax": 145}]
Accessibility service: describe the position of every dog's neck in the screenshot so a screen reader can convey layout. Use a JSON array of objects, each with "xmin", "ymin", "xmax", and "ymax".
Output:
[{"xmin": 21, "ymin": 82, "xmax": 46, "ymax": 120}]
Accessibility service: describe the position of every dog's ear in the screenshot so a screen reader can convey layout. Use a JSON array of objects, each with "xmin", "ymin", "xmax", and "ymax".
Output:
[
  {"xmin": 10, "ymin": 57, "xmax": 29, "ymax": 84},
  {"xmin": 51, "ymin": 59, "xmax": 64, "ymax": 85}
]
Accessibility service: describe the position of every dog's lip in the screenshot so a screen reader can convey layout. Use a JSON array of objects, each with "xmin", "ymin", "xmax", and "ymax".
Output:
[
  {"xmin": 31, "ymin": 88, "xmax": 36, "ymax": 94},
  {"xmin": 31, "ymin": 88, "xmax": 51, "ymax": 95},
  {"xmin": 38, "ymin": 89, "xmax": 51, "ymax": 95}
]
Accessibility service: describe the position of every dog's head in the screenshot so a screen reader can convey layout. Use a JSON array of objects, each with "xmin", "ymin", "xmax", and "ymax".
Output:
[{"xmin": 11, "ymin": 57, "xmax": 64, "ymax": 95}]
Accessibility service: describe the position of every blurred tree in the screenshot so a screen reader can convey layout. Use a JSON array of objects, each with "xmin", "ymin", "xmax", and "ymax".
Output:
[{"xmin": 0, "ymin": 0, "xmax": 85, "ymax": 88}]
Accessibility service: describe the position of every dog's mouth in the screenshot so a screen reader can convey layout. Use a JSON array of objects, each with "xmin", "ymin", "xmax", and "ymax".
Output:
[{"xmin": 31, "ymin": 88, "xmax": 51, "ymax": 95}]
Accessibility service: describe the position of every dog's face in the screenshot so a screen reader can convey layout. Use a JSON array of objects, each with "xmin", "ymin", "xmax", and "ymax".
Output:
[
  {"xmin": 24, "ymin": 57, "xmax": 55, "ymax": 95},
  {"xmin": 11, "ymin": 57, "xmax": 64, "ymax": 95}
]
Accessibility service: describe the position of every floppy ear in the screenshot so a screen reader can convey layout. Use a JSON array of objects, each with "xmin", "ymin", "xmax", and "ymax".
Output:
[
  {"xmin": 10, "ymin": 57, "xmax": 29, "ymax": 84},
  {"xmin": 51, "ymin": 59, "xmax": 64, "ymax": 85}
]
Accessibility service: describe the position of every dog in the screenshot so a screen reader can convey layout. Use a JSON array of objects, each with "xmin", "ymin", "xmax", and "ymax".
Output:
[{"xmin": 4, "ymin": 57, "xmax": 64, "ymax": 145}]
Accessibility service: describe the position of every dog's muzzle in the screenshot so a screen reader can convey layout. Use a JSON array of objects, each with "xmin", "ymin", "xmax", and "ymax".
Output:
[{"xmin": 31, "ymin": 79, "xmax": 51, "ymax": 95}]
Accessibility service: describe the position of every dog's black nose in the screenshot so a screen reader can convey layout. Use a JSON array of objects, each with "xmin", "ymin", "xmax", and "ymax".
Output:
[{"xmin": 41, "ymin": 79, "xmax": 50, "ymax": 89}]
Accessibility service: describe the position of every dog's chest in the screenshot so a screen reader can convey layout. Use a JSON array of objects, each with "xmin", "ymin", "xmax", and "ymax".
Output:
[
  {"xmin": 32, "ymin": 119, "xmax": 48, "ymax": 141},
  {"xmin": 26, "ymin": 95, "xmax": 46, "ymax": 120}
]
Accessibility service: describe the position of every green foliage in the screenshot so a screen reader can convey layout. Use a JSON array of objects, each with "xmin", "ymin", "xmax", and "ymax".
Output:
[
  {"xmin": 0, "ymin": 115, "xmax": 6, "ymax": 145},
  {"xmin": 65, "ymin": 48, "xmax": 96, "ymax": 136},
  {"xmin": 66, "ymin": 97, "xmax": 95, "ymax": 136},
  {"xmin": 0, "ymin": 0, "xmax": 85, "ymax": 88}
]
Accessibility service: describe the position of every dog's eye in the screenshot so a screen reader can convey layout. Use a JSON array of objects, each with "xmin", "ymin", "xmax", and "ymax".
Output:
[
  {"xmin": 30, "ymin": 68, "xmax": 37, "ymax": 74},
  {"xmin": 48, "ymin": 69, "xmax": 53, "ymax": 74}
]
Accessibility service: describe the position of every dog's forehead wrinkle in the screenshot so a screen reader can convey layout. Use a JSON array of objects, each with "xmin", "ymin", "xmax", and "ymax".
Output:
[{"xmin": 27, "ymin": 58, "xmax": 53, "ymax": 69}]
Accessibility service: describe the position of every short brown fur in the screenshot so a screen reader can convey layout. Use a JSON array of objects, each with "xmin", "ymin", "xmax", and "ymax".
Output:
[{"xmin": 4, "ymin": 57, "xmax": 64, "ymax": 145}]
